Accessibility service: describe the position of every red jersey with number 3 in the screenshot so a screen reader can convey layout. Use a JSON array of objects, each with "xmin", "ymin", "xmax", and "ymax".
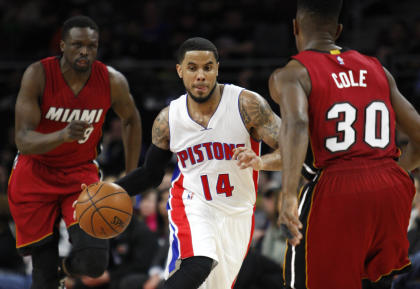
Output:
[
  {"xmin": 32, "ymin": 56, "xmax": 111, "ymax": 168},
  {"xmin": 292, "ymin": 49, "xmax": 400, "ymax": 169}
]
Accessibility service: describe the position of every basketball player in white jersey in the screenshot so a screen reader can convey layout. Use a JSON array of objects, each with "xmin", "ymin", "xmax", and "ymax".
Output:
[{"xmin": 115, "ymin": 37, "xmax": 282, "ymax": 289}]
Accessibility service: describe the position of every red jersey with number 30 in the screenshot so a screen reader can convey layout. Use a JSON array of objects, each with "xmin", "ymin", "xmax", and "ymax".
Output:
[
  {"xmin": 31, "ymin": 56, "xmax": 111, "ymax": 168},
  {"xmin": 292, "ymin": 49, "xmax": 400, "ymax": 169}
]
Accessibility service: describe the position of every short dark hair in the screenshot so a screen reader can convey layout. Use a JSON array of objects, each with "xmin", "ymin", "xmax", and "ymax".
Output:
[
  {"xmin": 297, "ymin": 0, "xmax": 343, "ymax": 21},
  {"xmin": 62, "ymin": 15, "xmax": 99, "ymax": 40},
  {"xmin": 176, "ymin": 37, "xmax": 219, "ymax": 63}
]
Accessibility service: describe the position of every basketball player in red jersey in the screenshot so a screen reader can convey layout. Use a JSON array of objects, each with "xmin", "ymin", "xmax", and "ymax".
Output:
[
  {"xmin": 269, "ymin": 0, "xmax": 420, "ymax": 288},
  {"xmin": 7, "ymin": 16, "xmax": 142, "ymax": 289}
]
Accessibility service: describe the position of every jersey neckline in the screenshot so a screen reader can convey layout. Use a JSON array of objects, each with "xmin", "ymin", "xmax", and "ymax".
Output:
[
  {"xmin": 185, "ymin": 84, "xmax": 226, "ymax": 130},
  {"xmin": 55, "ymin": 56, "xmax": 94, "ymax": 98},
  {"xmin": 305, "ymin": 47, "xmax": 351, "ymax": 54}
]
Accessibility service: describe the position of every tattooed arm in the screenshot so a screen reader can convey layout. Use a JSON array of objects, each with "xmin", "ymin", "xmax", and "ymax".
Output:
[
  {"xmin": 233, "ymin": 90, "xmax": 282, "ymax": 171},
  {"xmin": 116, "ymin": 107, "xmax": 172, "ymax": 196},
  {"xmin": 152, "ymin": 106, "xmax": 170, "ymax": 150}
]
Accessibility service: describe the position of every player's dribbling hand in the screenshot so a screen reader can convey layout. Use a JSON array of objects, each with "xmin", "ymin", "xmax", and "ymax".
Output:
[
  {"xmin": 233, "ymin": 147, "xmax": 262, "ymax": 170},
  {"xmin": 277, "ymin": 192, "xmax": 303, "ymax": 246},
  {"xmin": 81, "ymin": 270, "xmax": 110, "ymax": 286},
  {"xmin": 73, "ymin": 184, "xmax": 87, "ymax": 220},
  {"xmin": 62, "ymin": 120, "xmax": 92, "ymax": 142},
  {"xmin": 143, "ymin": 274, "xmax": 161, "ymax": 289}
]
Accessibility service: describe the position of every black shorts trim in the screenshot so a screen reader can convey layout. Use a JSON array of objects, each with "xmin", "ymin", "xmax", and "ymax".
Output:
[{"xmin": 283, "ymin": 171, "xmax": 323, "ymax": 289}]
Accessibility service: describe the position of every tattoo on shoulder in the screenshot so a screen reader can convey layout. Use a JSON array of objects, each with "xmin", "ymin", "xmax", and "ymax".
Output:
[
  {"xmin": 240, "ymin": 92, "xmax": 271, "ymax": 128},
  {"xmin": 152, "ymin": 107, "xmax": 170, "ymax": 148},
  {"xmin": 240, "ymin": 92, "xmax": 281, "ymax": 146}
]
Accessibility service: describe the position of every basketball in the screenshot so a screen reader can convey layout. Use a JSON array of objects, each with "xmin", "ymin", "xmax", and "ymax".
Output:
[{"xmin": 75, "ymin": 181, "xmax": 133, "ymax": 239}]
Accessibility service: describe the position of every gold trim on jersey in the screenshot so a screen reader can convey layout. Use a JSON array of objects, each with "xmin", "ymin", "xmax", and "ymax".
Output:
[
  {"xmin": 16, "ymin": 231, "xmax": 54, "ymax": 248},
  {"xmin": 372, "ymin": 261, "xmax": 412, "ymax": 283},
  {"xmin": 330, "ymin": 49, "xmax": 341, "ymax": 55}
]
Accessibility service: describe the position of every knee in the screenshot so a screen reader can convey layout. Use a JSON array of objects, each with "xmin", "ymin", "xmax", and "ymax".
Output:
[
  {"xmin": 69, "ymin": 248, "xmax": 109, "ymax": 277},
  {"xmin": 182, "ymin": 256, "xmax": 214, "ymax": 279},
  {"xmin": 164, "ymin": 256, "xmax": 214, "ymax": 289},
  {"xmin": 30, "ymin": 241, "xmax": 60, "ymax": 289}
]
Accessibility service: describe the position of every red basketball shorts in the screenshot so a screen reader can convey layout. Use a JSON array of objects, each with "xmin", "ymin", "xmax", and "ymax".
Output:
[
  {"xmin": 7, "ymin": 154, "xmax": 100, "ymax": 253},
  {"xmin": 283, "ymin": 158, "xmax": 415, "ymax": 289}
]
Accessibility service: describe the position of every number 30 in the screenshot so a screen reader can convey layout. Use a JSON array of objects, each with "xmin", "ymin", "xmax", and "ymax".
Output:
[{"xmin": 325, "ymin": 101, "xmax": 390, "ymax": 152}]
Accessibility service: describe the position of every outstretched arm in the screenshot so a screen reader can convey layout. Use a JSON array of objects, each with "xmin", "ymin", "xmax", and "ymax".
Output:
[
  {"xmin": 235, "ymin": 90, "xmax": 282, "ymax": 171},
  {"xmin": 109, "ymin": 67, "xmax": 142, "ymax": 173},
  {"xmin": 15, "ymin": 62, "xmax": 91, "ymax": 154},
  {"xmin": 384, "ymin": 67, "xmax": 420, "ymax": 171},
  {"xmin": 115, "ymin": 107, "xmax": 171, "ymax": 196},
  {"xmin": 269, "ymin": 60, "xmax": 310, "ymax": 246}
]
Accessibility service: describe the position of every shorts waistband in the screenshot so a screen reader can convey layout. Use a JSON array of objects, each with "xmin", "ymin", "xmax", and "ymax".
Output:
[{"xmin": 323, "ymin": 158, "xmax": 398, "ymax": 173}]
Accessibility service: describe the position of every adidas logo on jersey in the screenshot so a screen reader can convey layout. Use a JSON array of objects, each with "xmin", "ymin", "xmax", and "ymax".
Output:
[{"xmin": 45, "ymin": 107, "xmax": 103, "ymax": 123}]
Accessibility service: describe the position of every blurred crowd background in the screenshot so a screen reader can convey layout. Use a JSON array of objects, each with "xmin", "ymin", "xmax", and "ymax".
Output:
[
  {"xmin": 0, "ymin": 0, "xmax": 420, "ymax": 288},
  {"xmin": 0, "ymin": 0, "xmax": 419, "ymax": 171}
]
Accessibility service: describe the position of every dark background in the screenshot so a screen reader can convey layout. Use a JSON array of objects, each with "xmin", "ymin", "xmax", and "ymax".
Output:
[{"xmin": 0, "ymin": 0, "xmax": 419, "ymax": 178}]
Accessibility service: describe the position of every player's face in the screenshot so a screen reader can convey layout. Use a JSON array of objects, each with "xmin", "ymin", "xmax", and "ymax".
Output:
[
  {"xmin": 176, "ymin": 51, "xmax": 219, "ymax": 103},
  {"xmin": 60, "ymin": 27, "xmax": 99, "ymax": 72}
]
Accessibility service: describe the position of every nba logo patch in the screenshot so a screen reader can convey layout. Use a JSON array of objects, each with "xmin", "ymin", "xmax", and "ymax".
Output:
[
  {"xmin": 185, "ymin": 191, "xmax": 194, "ymax": 200},
  {"xmin": 337, "ymin": 56, "xmax": 345, "ymax": 65}
]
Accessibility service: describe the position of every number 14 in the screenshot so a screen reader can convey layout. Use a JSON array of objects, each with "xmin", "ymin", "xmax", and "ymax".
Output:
[{"xmin": 200, "ymin": 174, "xmax": 234, "ymax": 201}]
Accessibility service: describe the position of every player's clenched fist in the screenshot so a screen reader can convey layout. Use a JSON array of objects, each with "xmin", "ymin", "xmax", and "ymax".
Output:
[
  {"xmin": 61, "ymin": 120, "xmax": 92, "ymax": 142},
  {"xmin": 233, "ymin": 147, "xmax": 263, "ymax": 171},
  {"xmin": 277, "ymin": 192, "xmax": 303, "ymax": 246}
]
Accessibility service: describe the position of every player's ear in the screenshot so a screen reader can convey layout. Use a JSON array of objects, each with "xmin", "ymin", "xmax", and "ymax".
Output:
[
  {"xmin": 293, "ymin": 19, "xmax": 298, "ymax": 36},
  {"xmin": 60, "ymin": 40, "xmax": 65, "ymax": 53},
  {"xmin": 335, "ymin": 24, "xmax": 343, "ymax": 40},
  {"xmin": 176, "ymin": 64, "xmax": 182, "ymax": 79},
  {"xmin": 216, "ymin": 62, "xmax": 219, "ymax": 77}
]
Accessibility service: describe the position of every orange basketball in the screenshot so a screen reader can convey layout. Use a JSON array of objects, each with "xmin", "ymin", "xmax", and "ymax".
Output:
[{"xmin": 75, "ymin": 181, "xmax": 133, "ymax": 239}]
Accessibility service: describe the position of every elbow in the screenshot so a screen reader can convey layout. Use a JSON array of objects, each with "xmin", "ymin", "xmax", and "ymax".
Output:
[
  {"xmin": 123, "ymin": 110, "xmax": 141, "ymax": 128},
  {"xmin": 16, "ymin": 147, "xmax": 31, "ymax": 155},
  {"xmin": 15, "ymin": 137, "xmax": 29, "ymax": 155},
  {"xmin": 285, "ymin": 115, "xmax": 309, "ymax": 133},
  {"xmin": 294, "ymin": 119, "xmax": 309, "ymax": 131},
  {"xmin": 410, "ymin": 140, "xmax": 420, "ymax": 154},
  {"xmin": 15, "ymin": 134, "xmax": 38, "ymax": 155},
  {"xmin": 281, "ymin": 114, "xmax": 309, "ymax": 146},
  {"xmin": 151, "ymin": 170, "xmax": 165, "ymax": 188},
  {"xmin": 16, "ymin": 138, "xmax": 40, "ymax": 155},
  {"xmin": 411, "ymin": 134, "xmax": 420, "ymax": 148}
]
